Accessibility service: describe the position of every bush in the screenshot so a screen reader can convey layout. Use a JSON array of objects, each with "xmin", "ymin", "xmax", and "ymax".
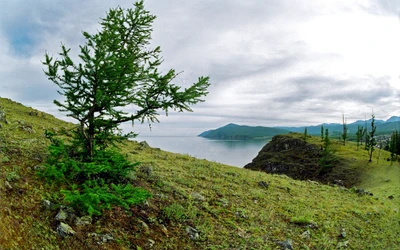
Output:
[
  {"xmin": 38, "ymin": 132, "xmax": 150, "ymax": 215},
  {"xmin": 62, "ymin": 182, "xmax": 150, "ymax": 216}
]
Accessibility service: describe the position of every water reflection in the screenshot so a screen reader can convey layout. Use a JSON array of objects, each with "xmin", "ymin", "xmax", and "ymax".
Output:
[{"xmin": 134, "ymin": 136, "xmax": 269, "ymax": 167}]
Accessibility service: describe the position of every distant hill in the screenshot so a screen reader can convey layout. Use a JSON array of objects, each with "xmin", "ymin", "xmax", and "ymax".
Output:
[
  {"xmin": 200, "ymin": 116, "xmax": 400, "ymax": 140},
  {"xmin": 198, "ymin": 123, "xmax": 290, "ymax": 140}
]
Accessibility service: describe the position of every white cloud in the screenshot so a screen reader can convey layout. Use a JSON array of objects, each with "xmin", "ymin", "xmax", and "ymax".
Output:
[{"xmin": 0, "ymin": 0, "xmax": 399, "ymax": 136}]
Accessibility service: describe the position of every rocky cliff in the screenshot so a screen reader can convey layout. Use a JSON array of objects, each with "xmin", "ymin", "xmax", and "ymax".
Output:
[{"xmin": 244, "ymin": 133, "xmax": 358, "ymax": 187}]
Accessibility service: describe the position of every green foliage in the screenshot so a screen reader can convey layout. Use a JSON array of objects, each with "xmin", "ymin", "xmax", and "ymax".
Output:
[
  {"xmin": 318, "ymin": 128, "xmax": 337, "ymax": 174},
  {"xmin": 161, "ymin": 203, "xmax": 187, "ymax": 222},
  {"xmin": 388, "ymin": 130, "xmax": 399, "ymax": 161},
  {"xmin": 342, "ymin": 114, "xmax": 348, "ymax": 145},
  {"xmin": 356, "ymin": 125, "xmax": 366, "ymax": 150},
  {"xmin": 199, "ymin": 123, "xmax": 290, "ymax": 140},
  {"xmin": 320, "ymin": 125, "xmax": 324, "ymax": 142},
  {"xmin": 38, "ymin": 132, "xmax": 150, "ymax": 215},
  {"xmin": 303, "ymin": 127, "xmax": 308, "ymax": 141},
  {"xmin": 42, "ymin": 0, "xmax": 210, "ymax": 159},
  {"xmin": 290, "ymin": 215, "xmax": 313, "ymax": 225},
  {"xmin": 366, "ymin": 114, "xmax": 377, "ymax": 162},
  {"xmin": 5, "ymin": 166, "xmax": 20, "ymax": 182},
  {"xmin": 39, "ymin": 1, "xmax": 210, "ymax": 216},
  {"xmin": 62, "ymin": 182, "xmax": 150, "ymax": 216}
]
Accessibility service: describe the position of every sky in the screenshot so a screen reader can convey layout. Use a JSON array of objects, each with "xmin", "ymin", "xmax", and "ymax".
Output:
[{"xmin": 1, "ymin": 0, "xmax": 399, "ymax": 136}]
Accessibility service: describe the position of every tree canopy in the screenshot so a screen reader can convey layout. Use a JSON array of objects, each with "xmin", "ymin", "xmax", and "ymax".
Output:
[{"xmin": 43, "ymin": 1, "xmax": 210, "ymax": 158}]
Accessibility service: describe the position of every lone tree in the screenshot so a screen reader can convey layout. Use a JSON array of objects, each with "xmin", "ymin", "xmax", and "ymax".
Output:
[
  {"xmin": 341, "ymin": 113, "xmax": 348, "ymax": 145},
  {"xmin": 320, "ymin": 125, "xmax": 324, "ymax": 142},
  {"xmin": 43, "ymin": 1, "xmax": 210, "ymax": 159},
  {"xmin": 40, "ymin": 1, "xmax": 210, "ymax": 215},
  {"xmin": 366, "ymin": 114, "xmax": 376, "ymax": 162},
  {"xmin": 388, "ymin": 130, "xmax": 399, "ymax": 162},
  {"xmin": 304, "ymin": 127, "xmax": 308, "ymax": 141},
  {"xmin": 318, "ymin": 128, "xmax": 337, "ymax": 174},
  {"xmin": 355, "ymin": 125, "xmax": 365, "ymax": 150}
]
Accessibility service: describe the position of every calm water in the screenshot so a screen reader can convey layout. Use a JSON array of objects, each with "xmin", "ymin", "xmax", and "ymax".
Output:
[{"xmin": 134, "ymin": 136, "xmax": 269, "ymax": 167}]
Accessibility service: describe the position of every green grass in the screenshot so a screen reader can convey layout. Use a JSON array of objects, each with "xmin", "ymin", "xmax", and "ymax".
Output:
[{"xmin": 1, "ymin": 97, "xmax": 399, "ymax": 249}]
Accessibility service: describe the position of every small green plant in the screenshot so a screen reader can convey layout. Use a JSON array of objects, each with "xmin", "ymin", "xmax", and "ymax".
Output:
[
  {"xmin": 62, "ymin": 182, "xmax": 150, "ymax": 216},
  {"xmin": 6, "ymin": 166, "xmax": 20, "ymax": 182},
  {"xmin": 38, "ymin": 132, "xmax": 151, "ymax": 215},
  {"xmin": 1, "ymin": 155, "xmax": 10, "ymax": 163},
  {"xmin": 162, "ymin": 203, "xmax": 187, "ymax": 222},
  {"xmin": 290, "ymin": 215, "xmax": 313, "ymax": 225}
]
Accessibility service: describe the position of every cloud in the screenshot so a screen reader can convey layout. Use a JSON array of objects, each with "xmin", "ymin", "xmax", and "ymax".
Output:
[{"xmin": 0, "ymin": 0, "xmax": 399, "ymax": 137}]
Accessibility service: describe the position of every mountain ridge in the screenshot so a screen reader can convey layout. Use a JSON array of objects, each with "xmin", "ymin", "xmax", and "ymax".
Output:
[{"xmin": 199, "ymin": 116, "xmax": 400, "ymax": 140}]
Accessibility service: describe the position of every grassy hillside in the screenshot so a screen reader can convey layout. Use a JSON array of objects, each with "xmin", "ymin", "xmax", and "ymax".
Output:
[
  {"xmin": 245, "ymin": 132, "xmax": 400, "ymax": 189},
  {"xmin": 1, "ymin": 97, "xmax": 400, "ymax": 249},
  {"xmin": 198, "ymin": 123, "xmax": 290, "ymax": 140}
]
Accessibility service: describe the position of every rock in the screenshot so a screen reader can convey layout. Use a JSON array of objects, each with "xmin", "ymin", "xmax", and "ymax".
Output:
[
  {"xmin": 147, "ymin": 239, "xmax": 155, "ymax": 248},
  {"xmin": 334, "ymin": 179, "xmax": 345, "ymax": 187},
  {"xmin": 60, "ymin": 205, "xmax": 75, "ymax": 214},
  {"xmin": 88, "ymin": 233, "xmax": 113, "ymax": 244},
  {"xmin": 56, "ymin": 222, "xmax": 76, "ymax": 237},
  {"xmin": 191, "ymin": 192, "xmax": 206, "ymax": 201},
  {"xmin": 276, "ymin": 239, "xmax": 293, "ymax": 250},
  {"xmin": 138, "ymin": 165, "xmax": 153, "ymax": 177},
  {"xmin": 186, "ymin": 226, "xmax": 201, "ymax": 241},
  {"xmin": 55, "ymin": 210, "xmax": 68, "ymax": 221},
  {"xmin": 307, "ymin": 222, "xmax": 319, "ymax": 229},
  {"xmin": 339, "ymin": 228, "xmax": 346, "ymax": 238},
  {"xmin": 34, "ymin": 165, "xmax": 45, "ymax": 171},
  {"xmin": 140, "ymin": 141, "xmax": 150, "ymax": 148},
  {"xmin": 42, "ymin": 199, "xmax": 53, "ymax": 209},
  {"xmin": 75, "ymin": 216, "xmax": 92, "ymax": 226},
  {"xmin": 138, "ymin": 219, "xmax": 149, "ymax": 234},
  {"xmin": 4, "ymin": 180, "xmax": 12, "ymax": 190},
  {"xmin": 217, "ymin": 198, "xmax": 229, "ymax": 207},
  {"xmin": 257, "ymin": 181, "xmax": 269, "ymax": 189},
  {"xmin": 155, "ymin": 193, "xmax": 168, "ymax": 200},
  {"xmin": 101, "ymin": 233, "xmax": 113, "ymax": 242},
  {"xmin": 161, "ymin": 224, "xmax": 168, "ymax": 236},
  {"xmin": 301, "ymin": 230, "xmax": 311, "ymax": 239},
  {"xmin": 337, "ymin": 240, "xmax": 350, "ymax": 248},
  {"xmin": 0, "ymin": 108, "xmax": 7, "ymax": 123},
  {"xmin": 354, "ymin": 188, "xmax": 373, "ymax": 196},
  {"xmin": 235, "ymin": 210, "xmax": 248, "ymax": 219}
]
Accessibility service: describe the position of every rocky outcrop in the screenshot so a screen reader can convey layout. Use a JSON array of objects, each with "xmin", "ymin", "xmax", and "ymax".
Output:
[
  {"xmin": 245, "ymin": 134, "xmax": 321, "ymax": 179},
  {"xmin": 244, "ymin": 134, "xmax": 357, "ymax": 186}
]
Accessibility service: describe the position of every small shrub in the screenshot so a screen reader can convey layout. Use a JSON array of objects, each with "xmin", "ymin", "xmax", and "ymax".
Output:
[
  {"xmin": 1, "ymin": 155, "xmax": 10, "ymax": 163},
  {"xmin": 62, "ymin": 182, "xmax": 150, "ymax": 216},
  {"xmin": 6, "ymin": 166, "xmax": 20, "ymax": 182},
  {"xmin": 290, "ymin": 215, "xmax": 313, "ymax": 225},
  {"xmin": 38, "ymin": 133, "xmax": 150, "ymax": 215},
  {"xmin": 162, "ymin": 203, "xmax": 187, "ymax": 222}
]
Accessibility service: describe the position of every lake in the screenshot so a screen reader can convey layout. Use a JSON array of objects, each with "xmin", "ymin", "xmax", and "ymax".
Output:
[{"xmin": 134, "ymin": 136, "xmax": 269, "ymax": 167}]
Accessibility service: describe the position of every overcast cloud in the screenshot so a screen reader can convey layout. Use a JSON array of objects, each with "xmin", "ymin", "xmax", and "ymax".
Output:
[{"xmin": 0, "ymin": 0, "xmax": 399, "ymax": 136}]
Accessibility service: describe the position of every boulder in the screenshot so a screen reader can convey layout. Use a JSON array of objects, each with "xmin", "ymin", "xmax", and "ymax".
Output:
[
  {"xmin": 56, "ymin": 222, "xmax": 76, "ymax": 237},
  {"xmin": 75, "ymin": 216, "xmax": 92, "ymax": 226}
]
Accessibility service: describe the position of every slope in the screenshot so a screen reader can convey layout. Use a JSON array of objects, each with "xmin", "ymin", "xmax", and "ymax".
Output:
[{"xmin": 0, "ymin": 97, "xmax": 399, "ymax": 249}]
